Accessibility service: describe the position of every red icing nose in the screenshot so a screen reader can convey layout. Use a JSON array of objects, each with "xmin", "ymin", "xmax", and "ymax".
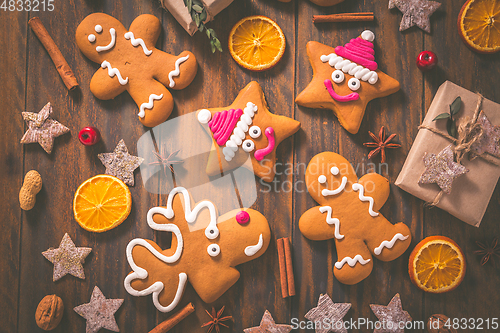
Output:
[{"xmin": 236, "ymin": 211, "xmax": 250, "ymax": 224}]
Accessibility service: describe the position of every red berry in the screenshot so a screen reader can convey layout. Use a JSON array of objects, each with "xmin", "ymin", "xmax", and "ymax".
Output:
[
  {"xmin": 78, "ymin": 127, "xmax": 101, "ymax": 146},
  {"xmin": 416, "ymin": 51, "xmax": 438, "ymax": 71}
]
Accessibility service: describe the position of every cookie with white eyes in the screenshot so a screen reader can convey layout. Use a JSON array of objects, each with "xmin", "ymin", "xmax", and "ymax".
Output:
[
  {"xmin": 299, "ymin": 152, "xmax": 411, "ymax": 285},
  {"xmin": 76, "ymin": 13, "xmax": 198, "ymax": 127},
  {"xmin": 124, "ymin": 187, "xmax": 271, "ymax": 312},
  {"xmin": 295, "ymin": 30, "xmax": 400, "ymax": 134},
  {"xmin": 196, "ymin": 81, "xmax": 301, "ymax": 182}
]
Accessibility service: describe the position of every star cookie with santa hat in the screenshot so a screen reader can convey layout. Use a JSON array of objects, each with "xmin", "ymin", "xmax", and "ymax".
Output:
[
  {"xmin": 296, "ymin": 30, "xmax": 400, "ymax": 134},
  {"xmin": 197, "ymin": 81, "xmax": 300, "ymax": 182}
]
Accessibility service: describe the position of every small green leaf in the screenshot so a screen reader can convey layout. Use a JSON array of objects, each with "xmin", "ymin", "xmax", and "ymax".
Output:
[
  {"xmin": 194, "ymin": 13, "xmax": 200, "ymax": 27},
  {"xmin": 450, "ymin": 96, "xmax": 462, "ymax": 116},
  {"xmin": 210, "ymin": 41, "xmax": 216, "ymax": 53},
  {"xmin": 433, "ymin": 112, "xmax": 451, "ymax": 121},
  {"xmin": 214, "ymin": 38, "xmax": 222, "ymax": 52},
  {"xmin": 191, "ymin": 11, "xmax": 196, "ymax": 21},
  {"xmin": 447, "ymin": 118, "xmax": 457, "ymax": 138},
  {"xmin": 192, "ymin": 4, "xmax": 203, "ymax": 13},
  {"xmin": 198, "ymin": 23, "xmax": 204, "ymax": 32},
  {"xmin": 199, "ymin": 9, "xmax": 207, "ymax": 22},
  {"xmin": 186, "ymin": 0, "xmax": 192, "ymax": 12},
  {"xmin": 206, "ymin": 28, "xmax": 211, "ymax": 38},
  {"xmin": 209, "ymin": 28, "xmax": 217, "ymax": 38}
]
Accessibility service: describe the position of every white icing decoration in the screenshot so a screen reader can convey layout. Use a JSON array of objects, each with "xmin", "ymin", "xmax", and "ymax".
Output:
[
  {"xmin": 95, "ymin": 24, "xmax": 103, "ymax": 33},
  {"xmin": 318, "ymin": 175, "xmax": 327, "ymax": 184},
  {"xmin": 244, "ymin": 234, "xmax": 263, "ymax": 257},
  {"xmin": 319, "ymin": 206, "xmax": 344, "ymax": 240},
  {"xmin": 207, "ymin": 244, "xmax": 220, "ymax": 257},
  {"xmin": 138, "ymin": 94, "xmax": 163, "ymax": 118},
  {"xmin": 330, "ymin": 167, "xmax": 339, "ymax": 175},
  {"xmin": 124, "ymin": 32, "xmax": 152, "ymax": 56},
  {"xmin": 164, "ymin": 187, "xmax": 219, "ymax": 239},
  {"xmin": 168, "ymin": 55, "xmax": 190, "ymax": 88},
  {"xmin": 96, "ymin": 28, "xmax": 116, "ymax": 52},
  {"xmin": 374, "ymin": 233, "xmax": 409, "ymax": 256},
  {"xmin": 101, "ymin": 60, "xmax": 128, "ymax": 85},
  {"xmin": 88, "ymin": 34, "xmax": 96, "ymax": 43},
  {"xmin": 197, "ymin": 109, "xmax": 212, "ymax": 124},
  {"xmin": 351, "ymin": 183, "xmax": 379, "ymax": 217},
  {"xmin": 321, "ymin": 176, "xmax": 348, "ymax": 197},
  {"xmin": 222, "ymin": 102, "xmax": 258, "ymax": 161},
  {"xmin": 361, "ymin": 30, "xmax": 375, "ymax": 42},
  {"xmin": 335, "ymin": 255, "xmax": 371, "ymax": 270},
  {"xmin": 320, "ymin": 53, "xmax": 378, "ymax": 84}
]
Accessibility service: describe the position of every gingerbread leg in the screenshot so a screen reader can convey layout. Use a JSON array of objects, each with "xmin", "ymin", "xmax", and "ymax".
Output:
[
  {"xmin": 364, "ymin": 217, "xmax": 412, "ymax": 262},
  {"xmin": 334, "ymin": 237, "xmax": 373, "ymax": 285},
  {"xmin": 154, "ymin": 51, "xmax": 198, "ymax": 90},
  {"xmin": 128, "ymin": 80, "xmax": 174, "ymax": 128}
]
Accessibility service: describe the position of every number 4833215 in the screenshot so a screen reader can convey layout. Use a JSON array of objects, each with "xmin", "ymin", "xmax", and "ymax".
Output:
[{"xmin": 1, "ymin": 0, "xmax": 54, "ymax": 11}]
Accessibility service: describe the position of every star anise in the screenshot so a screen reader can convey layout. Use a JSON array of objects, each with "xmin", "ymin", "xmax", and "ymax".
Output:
[
  {"xmin": 363, "ymin": 126, "xmax": 402, "ymax": 163},
  {"xmin": 201, "ymin": 306, "xmax": 233, "ymax": 333},
  {"xmin": 149, "ymin": 148, "xmax": 184, "ymax": 177},
  {"xmin": 473, "ymin": 238, "xmax": 500, "ymax": 266}
]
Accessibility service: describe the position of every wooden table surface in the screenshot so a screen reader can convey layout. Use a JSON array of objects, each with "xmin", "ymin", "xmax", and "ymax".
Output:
[{"xmin": 1, "ymin": 0, "xmax": 500, "ymax": 332}]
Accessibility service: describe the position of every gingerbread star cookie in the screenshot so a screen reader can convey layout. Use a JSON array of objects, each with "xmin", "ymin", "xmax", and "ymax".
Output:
[
  {"xmin": 124, "ymin": 187, "xmax": 271, "ymax": 312},
  {"xmin": 76, "ymin": 13, "xmax": 198, "ymax": 127},
  {"xmin": 295, "ymin": 30, "xmax": 400, "ymax": 134},
  {"xmin": 299, "ymin": 152, "xmax": 411, "ymax": 285},
  {"xmin": 196, "ymin": 81, "xmax": 300, "ymax": 182}
]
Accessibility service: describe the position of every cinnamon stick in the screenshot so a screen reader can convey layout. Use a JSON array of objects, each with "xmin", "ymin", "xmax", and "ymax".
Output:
[
  {"xmin": 313, "ymin": 13, "xmax": 374, "ymax": 23},
  {"xmin": 283, "ymin": 237, "xmax": 296, "ymax": 297},
  {"xmin": 276, "ymin": 238, "xmax": 288, "ymax": 298},
  {"xmin": 148, "ymin": 303, "xmax": 195, "ymax": 333},
  {"xmin": 28, "ymin": 17, "xmax": 78, "ymax": 91}
]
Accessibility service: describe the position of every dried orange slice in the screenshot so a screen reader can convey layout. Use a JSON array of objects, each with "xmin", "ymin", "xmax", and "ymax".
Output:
[
  {"xmin": 409, "ymin": 236, "xmax": 466, "ymax": 294},
  {"xmin": 458, "ymin": 0, "xmax": 500, "ymax": 53},
  {"xmin": 228, "ymin": 15, "xmax": 286, "ymax": 71},
  {"xmin": 73, "ymin": 175, "xmax": 131, "ymax": 232}
]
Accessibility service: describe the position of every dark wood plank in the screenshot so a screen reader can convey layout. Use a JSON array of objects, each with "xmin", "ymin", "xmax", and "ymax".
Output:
[
  {"xmin": 0, "ymin": 8, "xmax": 28, "ymax": 333},
  {"xmin": 422, "ymin": 0, "xmax": 500, "ymax": 330},
  {"xmin": 293, "ymin": 0, "xmax": 425, "ymax": 329}
]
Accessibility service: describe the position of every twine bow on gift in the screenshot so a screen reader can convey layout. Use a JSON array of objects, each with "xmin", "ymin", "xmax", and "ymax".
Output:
[{"xmin": 418, "ymin": 94, "xmax": 500, "ymax": 206}]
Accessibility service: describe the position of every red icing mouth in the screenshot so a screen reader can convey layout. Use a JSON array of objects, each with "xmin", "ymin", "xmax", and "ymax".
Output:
[
  {"xmin": 324, "ymin": 80, "xmax": 359, "ymax": 102},
  {"xmin": 254, "ymin": 127, "xmax": 275, "ymax": 161}
]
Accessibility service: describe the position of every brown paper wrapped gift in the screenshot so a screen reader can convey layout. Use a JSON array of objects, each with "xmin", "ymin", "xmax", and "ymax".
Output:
[
  {"xmin": 160, "ymin": 0, "xmax": 234, "ymax": 36},
  {"xmin": 395, "ymin": 81, "xmax": 500, "ymax": 227}
]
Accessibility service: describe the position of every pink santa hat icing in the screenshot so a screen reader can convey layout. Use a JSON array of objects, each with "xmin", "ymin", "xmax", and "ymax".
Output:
[{"xmin": 320, "ymin": 30, "xmax": 379, "ymax": 85}]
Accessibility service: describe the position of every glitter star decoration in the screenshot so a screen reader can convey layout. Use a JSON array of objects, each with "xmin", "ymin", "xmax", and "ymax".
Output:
[
  {"xmin": 20, "ymin": 102, "xmax": 70, "ymax": 154},
  {"xmin": 470, "ymin": 111, "xmax": 500, "ymax": 158},
  {"xmin": 305, "ymin": 294, "xmax": 351, "ymax": 333},
  {"xmin": 363, "ymin": 126, "xmax": 401, "ymax": 164},
  {"xmin": 370, "ymin": 293, "xmax": 412, "ymax": 333},
  {"xmin": 418, "ymin": 145, "xmax": 469, "ymax": 194},
  {"xmin": 243, "ymin": 310, "xmax": 292, "ymax": 333},
  {"xmin": 98, "ymin": 139, "xmax": 144, "ymax": 186},
  {"xmin": 74, "ymin": 286, "xmax": 123, "ymax": 333},
  {"xmin": 201, "ymin": 306, "xmax": 233, "ymax": 333},
  {"xmin": 389, "ymin": 0, "xmax": 441, "ymax": 33},
  {"xmin": 42, "ymin": 233, "xmax": 92, "ymax": 282}
]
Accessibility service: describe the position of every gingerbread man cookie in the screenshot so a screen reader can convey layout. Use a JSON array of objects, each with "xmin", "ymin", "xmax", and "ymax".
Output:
[
  {"xmin": 196, "ymin": 81, "xmax": 300, "ymax": 182},
  {"xmin": 295, "ymin": 30, "xmax": 400, "ymax": 134},
  {"xmin": 299, "ymin": 152, "xmax": 411, "ymax": 284},
  {"xmin": 76, "ymin": 13, "xmax": 198, "ymax": 127},
  {"xmin": 124, "ymin": 187, "xmax": 271, "ymax": 312}
]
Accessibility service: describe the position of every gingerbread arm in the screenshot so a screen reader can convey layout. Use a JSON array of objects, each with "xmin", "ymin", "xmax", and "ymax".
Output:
[
  {"xmin": 299, "ymin": 205, "xmax": 344, "ymax": 241},
  {"xmin": 363, "ymin": 216, "xmax": 412, "ymax": 262},
  {"xmin": 127, "ymin": 14, "xmax": 161, "ymax": 48},
  {"xmin": 153, "ymin": 51, "xmax": 198, "ymax": 90},
  {"xmin": 90, "ymin": 67, "xmax": 127, "ymax": 100},
  {"xmin": 357, "ymin": 173, "xmax": 390, "ymax": 211}
]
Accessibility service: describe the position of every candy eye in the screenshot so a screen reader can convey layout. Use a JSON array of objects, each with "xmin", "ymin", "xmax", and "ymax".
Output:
[
  {"xmin": 318, "ymin": 175, "xmax": 327, "ymax": 184},
  {"xmin": 242, "ymin": 139, "xmax": 255, "ymax": 152},
  {"xmin": 207, "ymin": 244, "xmax": 220, "ymax": 257},
  {"xmin": 88, "ymin": 34, "xmax": 96, "ymax": 43},
  {"xmin": 95, "ymin": 25, "xmax": 103, "ymax": 33},
  {"xmin": 348, "ymin": 78, "xmax": 361, "ymax": 91},
  {"xmin": 331, "ymin": 70, "xmax": 345, "ymax": 83},
  {"xmin": 249, "ymin": 126, "xmax": 261, "ymax": 139}
]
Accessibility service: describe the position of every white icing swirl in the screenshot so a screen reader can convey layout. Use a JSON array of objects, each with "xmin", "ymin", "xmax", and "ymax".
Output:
[
  {"xmin": 168, "ymin": 55, "xmax": 190, "ymax": 88},
  {"xmin": 319, "ymin": 206, "xmax": 344, "ymax": 240},
  {"xmin": 321, "ymin": 176, "xmax": 348, "ymax": 197},
  {"xmin": 124, "ymin": 32, "xmax": 152, "ymax": 56},
  {"xmin": 223, "ymin": 102, "xmax": 258, "ymax": 162},
  {"xmin": 138, "ymin": 94, "xmax": 163, "ymax": 118},
  {"xmin": 320, "ymin": 53, "xmax": 378, "ymax": 84},
  {"xmin": 101, "ymin": 60, "xmax": 128, "ymax": 85},
  {"xmin": 244, "ymin": 234, "xmax": 263, "ymax": 257},
  {"xmin": 374, "ymin": 233, "xmax": 409, "ymax": 255},
  {"xmin": 96, "ymin": 28, "xmax": 116, "ymax": 52},
  {"xmin": 335, "ymin": 255, "xmax": 371, "ymax": 269},
  {"xmin": 351, "ymin": 183, "xmax": 379, "ymax": 217}
]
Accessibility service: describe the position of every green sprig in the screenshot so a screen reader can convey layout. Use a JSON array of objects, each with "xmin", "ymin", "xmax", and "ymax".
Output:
[
  {"xmin": 183, "ymin": 0, "xmax": 222, "ymax": 53},
  {"xmin": 432, "ymin": 96, "xmax": 462, "ymax": 138}
]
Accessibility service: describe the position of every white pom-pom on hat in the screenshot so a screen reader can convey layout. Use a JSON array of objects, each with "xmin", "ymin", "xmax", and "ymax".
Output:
[{"xmin": 361, "ymin": 30, "xmax": 375, "ymax": 42}]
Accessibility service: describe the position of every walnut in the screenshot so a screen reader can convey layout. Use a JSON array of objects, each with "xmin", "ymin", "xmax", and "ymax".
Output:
[
  {"xmin": 35, "ymin": 295, "xmax": 64, "ymax": 331},
  {"xmin": 427, "ymin": 314, "xmax": 457, "ymax": 333}
]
